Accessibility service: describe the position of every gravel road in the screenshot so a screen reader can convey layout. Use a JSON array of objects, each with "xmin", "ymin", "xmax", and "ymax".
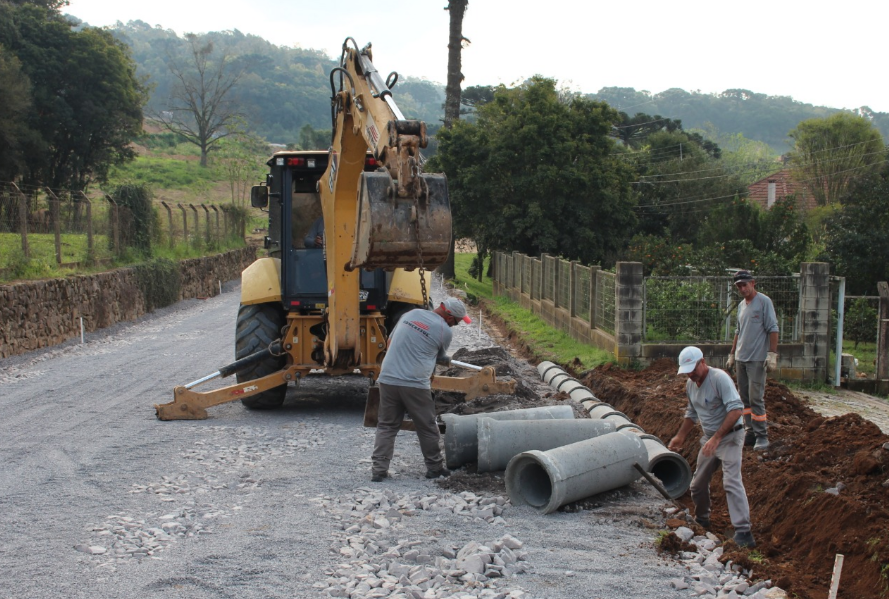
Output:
[{"xmin": 0, "ymin": 278, "xmax": 696, "ymax": 599}]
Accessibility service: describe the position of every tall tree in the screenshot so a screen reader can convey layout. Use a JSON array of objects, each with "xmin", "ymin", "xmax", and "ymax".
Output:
[
  {"xmin": 824, "ymin": 157, "xmax": 889, "ymax": 294},
  {"xmin": 443, "ymin": 0, "xmax": 468, "ymax": 129},
  {"xmin": 0, "ymin": 1, "xmax": 145, "ymax": 189},
  {"xmin": 432, "ymin": 77, "xmax": 637, "ymax": 266},
  {"xmin": 157, "ymin": 34, "xmax": 246, "ymax": 167},
  {"xmin": 438, "ymin": 0, "xmax": 469, "ymax": 279},
  {"xmin": 0, "ymin": 44, "xmax": 32, "ymax": 181},
  {"xmin": 787, "ymin": 112, "xmax": 884, "ymax": 206}
]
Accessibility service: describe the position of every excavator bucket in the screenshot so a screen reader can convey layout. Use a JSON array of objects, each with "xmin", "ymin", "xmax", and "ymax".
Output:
[{"xmin": 350, "ymin": 172, "xmax": 451, "ymax": 271}]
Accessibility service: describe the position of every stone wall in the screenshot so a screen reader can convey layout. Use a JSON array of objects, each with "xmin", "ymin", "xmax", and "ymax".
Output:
[{"xmin": 0, "ymin": 247, "xmax": 256, "ymax": 359}]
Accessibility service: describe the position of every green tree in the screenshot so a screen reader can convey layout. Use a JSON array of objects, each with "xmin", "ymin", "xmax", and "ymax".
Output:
[
  {"xmin": 787, "ymin": 112, "xmax": 885, "ymax": 206},
  {"xmin": 824, "ymin": 159, "xmax": 889, "ymax": 294},
  {"xmin": 215, "ymin": 128, "xmax": 266, "ymax": 207},
  {"xmin": 432, "ymin": 77, "xmax": 637, "ymax": 266},
  {"xmin": 0, "ymin": 44, "xmax": 32, "ymax": 181},
  {"xmin": 0, "ymin": 2, "xmax": 146, "ymax": 189},
  {"xmin": 157, "ymin": 33, "xmax": 247, "ymax": 167}
]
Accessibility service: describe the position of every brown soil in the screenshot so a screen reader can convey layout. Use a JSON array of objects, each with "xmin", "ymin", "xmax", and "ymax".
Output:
[{"xmin": 578, "ymin": 359, "xmax": 889, "ymax": 599}]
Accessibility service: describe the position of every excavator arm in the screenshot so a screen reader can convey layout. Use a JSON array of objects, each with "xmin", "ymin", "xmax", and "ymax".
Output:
[{"xmin": 321, "ymin": 38, "xmax": 451, "ymax": 369}]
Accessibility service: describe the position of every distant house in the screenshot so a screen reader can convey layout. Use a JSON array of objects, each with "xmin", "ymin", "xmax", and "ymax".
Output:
[{"xmin": 747, "ymin": 169, "xmax": 817, "ymax": 210}]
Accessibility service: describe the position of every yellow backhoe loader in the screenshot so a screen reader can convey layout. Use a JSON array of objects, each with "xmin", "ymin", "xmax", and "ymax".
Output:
[{"xmin": 156, "ymin": 38, "xmax": 513, "ymax": 422}]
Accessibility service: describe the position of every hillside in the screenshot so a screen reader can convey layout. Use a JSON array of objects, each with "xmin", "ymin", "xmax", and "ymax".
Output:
[{"xmin": 84, "ymin": 19, "xmax": 889, "ymax": 154}]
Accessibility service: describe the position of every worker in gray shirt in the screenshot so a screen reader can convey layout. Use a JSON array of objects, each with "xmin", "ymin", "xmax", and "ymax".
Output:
[
  {"xmin": 371, "ymin": 297, "xmax": 471, "ymax": 482},
  {"xmin": 726, "ymin": 270, "xmax": 779, "ymax": 451},
  {"xmin": 669, "ymin": 346, "xmax": 755, "ymax": 548}
]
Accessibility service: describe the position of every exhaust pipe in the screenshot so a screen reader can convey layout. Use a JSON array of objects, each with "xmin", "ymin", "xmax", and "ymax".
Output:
[
  {"xmin": 441, "ymin": 405, "xmax": 575, "ymax": 469},
  {"xmin": 476, "ymin": 417, "xmax": 616, "ymax": 473},
  {"xmin": 505, "ymin": 429, "xmax": 649, "ymax": 514}
]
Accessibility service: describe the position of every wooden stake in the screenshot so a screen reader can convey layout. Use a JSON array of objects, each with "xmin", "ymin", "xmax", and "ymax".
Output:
[{"xmin": 827, "ymin": 554, "xmax": 844, "ymax": 599}]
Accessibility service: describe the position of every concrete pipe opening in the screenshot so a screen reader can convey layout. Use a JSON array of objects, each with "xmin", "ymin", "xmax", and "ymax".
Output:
[
  {"xmin": 511, "ymin": 457, "xmax": 553, "ymax": 509},
  {"xmin": 639, "ymin": 434, "xmax": 692, "ymax": 499}
]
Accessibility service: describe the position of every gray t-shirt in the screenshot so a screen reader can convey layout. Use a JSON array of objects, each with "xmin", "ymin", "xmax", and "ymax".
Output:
[
  {"xmin": 378, "ymin": 309, "xmax": 452, "ymax": 390},
  {"xmin": 684, "ymin": 367, "xmax": 744, "ymax": 437},
  {"xmin": 735, "ymin": 292, "xmax": 779, "ymax": 362}
]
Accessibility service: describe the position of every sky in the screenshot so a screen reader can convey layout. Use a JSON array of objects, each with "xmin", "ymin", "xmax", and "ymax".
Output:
[{"xmin": 64, "ymin": 0, "xmax": 889, "ymax": 113}]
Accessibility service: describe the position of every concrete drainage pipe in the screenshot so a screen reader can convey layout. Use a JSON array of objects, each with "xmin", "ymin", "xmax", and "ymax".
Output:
[
  {"xmin": 476, "ymin": 417, "xmax": 617, "ymax": 473},
  {"xmin": 441, "ymin": 405, "xmax": 575, "ymax": 470},
  {"xmin": 638, "ymin": 434, "xmax": 692, "ymax": 499},
  {"xmin": 505, "ymin": 429, "xmax": 649, "ymax": 514}
]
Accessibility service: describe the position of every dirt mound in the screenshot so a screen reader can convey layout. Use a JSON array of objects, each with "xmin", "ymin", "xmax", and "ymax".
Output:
[{"xmin": 580, "ymin": 359, "xmax": 889, "ymax": 599}]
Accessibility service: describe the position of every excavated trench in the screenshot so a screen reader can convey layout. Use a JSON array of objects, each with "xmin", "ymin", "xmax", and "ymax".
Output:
[{"xmin": 430, "ymin": 306, "xmax": 889, "ymax": 599}]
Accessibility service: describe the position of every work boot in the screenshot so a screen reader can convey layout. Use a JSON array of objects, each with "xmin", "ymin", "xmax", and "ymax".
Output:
[
  {"xmin": 425, "ymin": 468, "xmax": 451, "ymax": 479},
  {"xmin": 371, "ymin": 471, "xmax": 388, "ymax": 483},
  {"xmin": 744, "ymin": 431, "xmax": 756, "ymax": 447},
  {"xmin": 694, "ymin": 516, "xmax": 711, "ymax": 530},
  {"xmin": 753, "ymin": 436, "xmax": 770, "ymax": 451},
  {"xmin": 734, "ymin": 531, "xmax": 756, "ymax": 548}
]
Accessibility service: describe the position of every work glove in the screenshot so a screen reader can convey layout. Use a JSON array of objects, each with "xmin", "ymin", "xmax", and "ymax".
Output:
[
  {"xmin": 725, "ymin": 354, "xmax": 735, "ymax": 371},
  {"xmin": 766, "ymin": 351, "xmax": 778, "ymax": 373}
]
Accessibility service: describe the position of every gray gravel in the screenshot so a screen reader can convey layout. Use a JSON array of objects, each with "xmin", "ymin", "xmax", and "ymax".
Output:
[{"xmin": 0, "ymin": 276, "xmax": 755, "ymax": 598}]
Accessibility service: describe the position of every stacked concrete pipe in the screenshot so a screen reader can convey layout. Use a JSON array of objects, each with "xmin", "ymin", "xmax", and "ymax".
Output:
[
  {"xmin": 476, "ymin": 418, "xmax": 617, "ymax": 473},
  {"xmin": 504, "ymin": 428, "xmax": 650, "ymax": 514},
  {"xmin": 536, "ymin": 361, "xmax": 691, "ymax": 499},
  {"xmin": 441, "ymin": 405, "xmax": 575, "ymax": 470}
]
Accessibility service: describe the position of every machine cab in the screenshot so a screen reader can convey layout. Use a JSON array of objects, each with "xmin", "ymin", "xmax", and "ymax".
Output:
[{"xmin": 263, "ymin": 151, "xmax": 386, "ymax": 314}]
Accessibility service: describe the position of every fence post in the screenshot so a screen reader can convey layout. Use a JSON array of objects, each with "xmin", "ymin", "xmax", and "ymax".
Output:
[
  {"xmin": 877, "ymin": 281, "xmax": 889, "ymax": 380},
  {"xmin": 44, "ymin": 188, "xmax": 62, "ymax": 265},
  {"xmin": 104, "ymin": 194, "xmax": 120, "ymax": 256},
  {"xmin": 13, "ymin": 183, "xmax": 29, "ymax": 258},
  {"xmin": 589, "ymin": 265, "xmax": 600, "ymax": 328},
  {"xmin": 160, "ymin": 201, "xmax": 174, "ymax": 246},
  {"xmin": 210, "ymin": 205, "xmax": 220, "ymax": 241},
  {"xmin": 176, "ymin": 203, "xmax": 188, "ymax": 243},
  {"xmin": 800, "ymin": 262, "xmax": 831, "ymax": 383},
  {"xmin": 189, "ymin": 204, "xmax": 200, "ymax": 242},
  {"xmin": 77, "ymin": 192, "xmax": 93, "ymax": 255},
  {"xmin": 615, "ymin": 262, "xmax": 644, "ymax": 366},
  {"xmin": 553, "ymin": 257, "xmax": 561, "ymax": 308},
  {"xmin": 201, "ymin": 204, "xmax": 211, "ymax": 242},
  {"xmin": 569, "ymin": 261, "xmax": 577, "ymax": 318}
]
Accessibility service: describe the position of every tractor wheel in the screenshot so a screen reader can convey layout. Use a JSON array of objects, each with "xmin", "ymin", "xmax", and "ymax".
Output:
[{"xmin": 235, "ymin": 303, "xmax": 287, "ymax": 409}]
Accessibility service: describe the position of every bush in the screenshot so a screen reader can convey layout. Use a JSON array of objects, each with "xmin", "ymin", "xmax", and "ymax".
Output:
[
  {"xmin": 111, "ymin": 183, "xmax": 154, "ymax": 255},
  {"xmin": 133, "ymin": 258, "xmax": 181, "ymax": 312}
]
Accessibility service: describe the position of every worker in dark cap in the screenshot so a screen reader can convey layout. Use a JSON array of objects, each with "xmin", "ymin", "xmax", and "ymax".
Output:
[
  {"xmin": 370, "ymin": 297, "xmax": 472, "ymax": 482},
  {"xmin": 726, "ymin": 270, "xmax": 779, "ymax": 451}
]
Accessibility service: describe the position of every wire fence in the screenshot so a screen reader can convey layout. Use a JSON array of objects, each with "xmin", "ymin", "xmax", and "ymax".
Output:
[
  {"xmin": 596, "ymin": 270, "xmax": 616, "ymax": 334},
  {"xmin": 1, "ymin": 182, "xmax": 247, "ymax": 274},
  {"xmin": 643, "ymin": 276, "xmax": 801, "ymax": 343}
]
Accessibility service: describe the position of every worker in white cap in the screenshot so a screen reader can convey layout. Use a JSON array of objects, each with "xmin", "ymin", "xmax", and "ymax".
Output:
[{"xmin": 669, "ymin": 346, "xmax": 756, "ymax": 548}]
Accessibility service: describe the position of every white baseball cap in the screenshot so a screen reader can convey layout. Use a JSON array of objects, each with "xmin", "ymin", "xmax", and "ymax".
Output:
[{"xmin": 677, "ymin": 346, "xmax": 704, "ymax": 374}]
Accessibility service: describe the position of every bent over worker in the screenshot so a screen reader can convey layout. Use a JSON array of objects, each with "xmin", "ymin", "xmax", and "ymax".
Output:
[
  {"xmin": 371, "ymin": 297, "xmax": 472, "ymax": 482},
  {"xmin": 669, "ymin": 346, "xmax": 756, "ymax": 548},
  {"xmin": 726, "ymin": 270, "xmax": 779, "ymax": 451}
]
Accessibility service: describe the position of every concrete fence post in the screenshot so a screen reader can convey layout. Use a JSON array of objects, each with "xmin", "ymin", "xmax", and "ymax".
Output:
[
  {"xmin": 105, "ymin": 195, "xmax": 120, "ymax": 255},
  {"xmin": 589, "ymin": 265, "xmax": 600, "ymax": 329},
  {"xmin": 44, "ymin": 188, "xmax": 62, "ymax": 265},
  {"xmin": 569, "ymin": 261, "xmax": 577, "ymax": 318},
  {"xmin": 189, "ymin": 204, "xmax": 200, "ymax": 242},
  {"xmin": 177, "ymin": 204, "xmax": 188, "ymax": 244},
  {"xmin": 615, "ymin": 262, "xmax": 643, "ymax": 366},
  {"xmin": 77, "ymin": 192, "xmax": 93, "ymax": 255},
  {"xmin": 877, "ymin": 281, "xmax": 888, "ymax": 380},
  {"xmin": 799, "ymin": 262, "xmax": 831, "ymax": 383},
  {"xmin": 160, "ymin": 201, "xmax": 174, "ymax": 245}
]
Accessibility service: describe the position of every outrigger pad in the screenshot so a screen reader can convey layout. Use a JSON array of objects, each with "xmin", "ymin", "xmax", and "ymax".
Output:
[{"xmin": 351, "ymin": 172, "xmax": 451, "ymax": 270}]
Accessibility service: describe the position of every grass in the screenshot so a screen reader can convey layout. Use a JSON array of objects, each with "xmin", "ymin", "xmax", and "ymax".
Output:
[
  {"xmin": 453, "ymin": 253, "xmax": 614, "ymax": 372},
  {"xmin": 107, "ymin": 155, "xmax": 221, "ymax": 191},
  {"xmin": 1, "ymin": 232, "xmax": 113, "ymax": 268}
]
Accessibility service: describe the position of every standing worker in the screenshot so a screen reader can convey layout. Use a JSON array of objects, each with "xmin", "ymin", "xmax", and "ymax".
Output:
[
  {"xmin": 725, "ymin": 270, "xmax": 779, "ymax": 451},
  {"xmin": 371, "ymin": 298, "xmax": 472, "ymax": 482},
  {"xmin": 669, "ymin": 346, "xmax": 756, "ymax": 548}
]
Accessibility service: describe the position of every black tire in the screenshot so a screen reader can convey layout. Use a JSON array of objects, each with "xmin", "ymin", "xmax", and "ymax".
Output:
[{"xmin": 235, "ymin": 303, "xmax": 287, "ymax": 409}]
